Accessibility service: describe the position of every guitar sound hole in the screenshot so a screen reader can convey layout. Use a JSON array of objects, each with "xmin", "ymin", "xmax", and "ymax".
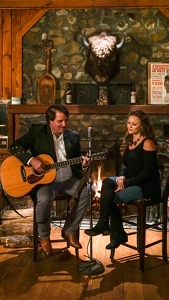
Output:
[
  {"xmin": 34, "ymin": 169, "xmax": 44, "ymax": 176},
  {"xmin": 27, "ymin": 174, "xmax": 44, "ymax": 184}
]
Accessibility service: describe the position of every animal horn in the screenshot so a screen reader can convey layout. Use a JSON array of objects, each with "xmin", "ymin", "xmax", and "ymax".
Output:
[
  {"xmin": 116, "ymin": 32, "xmax": 125, "ymax": 50},
  {"xmin": 82, "ymin": 29, "xmax": 89, "ymax": 49}
]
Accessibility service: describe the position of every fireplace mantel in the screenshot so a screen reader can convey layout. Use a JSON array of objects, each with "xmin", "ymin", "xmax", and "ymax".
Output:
[
  {"xmin": 0, "ymin": 103, "xmax": 167, "ymax": 158},
  {"xmin": 6, "ymin": 104, "xmax": 169, "ymax": 147},
  {"xmin": 8, "ymin": 104, "xmax": 169, "ymax": 115}
]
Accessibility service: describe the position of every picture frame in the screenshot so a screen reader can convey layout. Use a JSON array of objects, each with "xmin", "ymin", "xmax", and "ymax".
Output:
[
  {"xmin": 148, "ymin": 62, "xmax": 169, "ymax": 104},
  {"xmin": 71, "ymin": 83, "xmax": 98, "ymax": 104},
  {"xmin": 107, "ymin": 83, "xmax": 132, "ymax": 104}
]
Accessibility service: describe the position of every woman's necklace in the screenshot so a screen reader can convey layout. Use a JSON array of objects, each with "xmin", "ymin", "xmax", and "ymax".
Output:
[{"xmin": 131, "ymin": 136, "xmax": 142, "ymax": 146}]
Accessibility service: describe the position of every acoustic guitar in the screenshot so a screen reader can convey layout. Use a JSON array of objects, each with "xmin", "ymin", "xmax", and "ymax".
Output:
[{"xmin": 0, "ymin": 152, "xmax": 107, "ymax": 198}]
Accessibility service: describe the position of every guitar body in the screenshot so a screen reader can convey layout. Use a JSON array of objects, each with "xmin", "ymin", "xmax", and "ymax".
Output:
[
  {"xmin": 1, "ymin": 150, "xmax": 107, "ymax": 198},
  {"xmin": 1, "ymin": 154, "xmax": 56, "ymax": 197}
]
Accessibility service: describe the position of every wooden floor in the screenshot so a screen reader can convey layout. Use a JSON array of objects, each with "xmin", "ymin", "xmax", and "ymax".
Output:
[{"xmin": 0, "ymin": 228, "xmax": 169, "ymax": 300}]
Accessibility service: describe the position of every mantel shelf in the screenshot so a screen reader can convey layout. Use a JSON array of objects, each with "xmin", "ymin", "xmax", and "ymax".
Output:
[
  {"xmin": 8, "ymin": 104, "xmax": 169, "ymax": 115},
  {"xmin": 0, "ymin": 149, "xmax": 10, "ymax": 154},
  {"xmin": 3, "ymin": 103, "xmax": 169, "ymax": 157}
]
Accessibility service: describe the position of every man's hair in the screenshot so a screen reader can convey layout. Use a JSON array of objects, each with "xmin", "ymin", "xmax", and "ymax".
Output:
[{"xmin": 46, "ymin": 105, "xmax": 69, "ymax": 123}]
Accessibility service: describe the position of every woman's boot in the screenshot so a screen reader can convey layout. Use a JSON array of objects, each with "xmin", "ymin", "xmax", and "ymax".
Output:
[
  {"xmin": 106, "ymin": 204, "xmax": 128, "ymax": 249},
  {"xmin": 84, "ymin": 218, "xmax": 111, "ymax": 236},
  {"xmin": 85, "ymin": 178, "xmax": 115, "ymax": 236}
]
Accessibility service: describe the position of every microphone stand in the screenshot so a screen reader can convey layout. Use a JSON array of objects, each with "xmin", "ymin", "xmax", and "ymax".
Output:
[{"xmin": 77, "ymin": 127, "xmax": 105, "ymax": 275}]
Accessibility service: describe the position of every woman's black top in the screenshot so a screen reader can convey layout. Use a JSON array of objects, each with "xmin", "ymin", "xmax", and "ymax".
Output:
[{"xmin": 119, "ymin": 138, "xmax": 161, "ymax": 202}]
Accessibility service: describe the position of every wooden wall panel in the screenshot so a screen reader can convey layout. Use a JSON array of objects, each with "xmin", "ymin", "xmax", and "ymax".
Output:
[
  {"xmin": 15, "ymin": 32, "xmax": 22, "ymax": 97},
  {"xmin": 20, "ymin": 9, "xmax": 38, "ymax": 28},
  {"xmin": 0, "ymin": 11, "xmax": 2, "ymax": 99},
  {"xmin": 12, "ymin": 10, "xmax": 21, "ymax": 97},
  {"xmin": 0, "ymin": 9, "xmax": 48, "ymax": 99},
  {"xmin": 2, "ymin": 10, "xmax": 11, "ymax": 99},
  {"xmin": 20, "ymin": 9, "xmax": 48, "ymax": 36},
  {"xmin": 14, "ymin": 9, "xmax": 48, "ymax": 97},
  {"xmin": 159, "ymin": 8, "xmax": 169, "ymax": 18}
]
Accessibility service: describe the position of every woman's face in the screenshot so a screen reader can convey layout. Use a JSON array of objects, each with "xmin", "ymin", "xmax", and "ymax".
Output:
[{"xmin": 127, "ymin": 115, "xmax": 141, "ymax": 135}]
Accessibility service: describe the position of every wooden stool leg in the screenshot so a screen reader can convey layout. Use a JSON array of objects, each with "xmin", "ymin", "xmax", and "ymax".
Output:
[
  {"xmin": 110, "ymin": 221, "xmax": 116, "ymax": 260},
  {"xmin": 138, "ymin": 202, "xmax": 146, "ymax": 272},
  {"xmin": 33, "ymin": 204, "xmax": 38, "ymax": 262},
  {"xmin": 75, "ymin": 227, "xmax": 79, "ymax": 258},
  {"xmin": 162, "ymin": 199, "xmax": 168, "ymax": 261}
]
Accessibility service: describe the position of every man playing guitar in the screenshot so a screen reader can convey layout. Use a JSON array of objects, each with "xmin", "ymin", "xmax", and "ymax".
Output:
[{"xmin": 7, "ymin": 104, "xmax": 94, "ymax": 256}]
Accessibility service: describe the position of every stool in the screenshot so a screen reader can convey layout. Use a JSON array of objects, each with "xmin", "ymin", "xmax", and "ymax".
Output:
[{"xmin": 110, "ymin": 153, "xmax": 169, "ymax": 271}]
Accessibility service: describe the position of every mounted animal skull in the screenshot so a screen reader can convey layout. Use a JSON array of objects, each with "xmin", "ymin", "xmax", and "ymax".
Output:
[{"xmin": 82, "ymin": 30, "xmax": 125, "ymax": 84}]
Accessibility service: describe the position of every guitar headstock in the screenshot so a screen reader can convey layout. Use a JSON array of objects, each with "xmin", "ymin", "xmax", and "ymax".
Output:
[{"xmin": 92, "ymin": 151, "xmax": 108, "ymax": 161}]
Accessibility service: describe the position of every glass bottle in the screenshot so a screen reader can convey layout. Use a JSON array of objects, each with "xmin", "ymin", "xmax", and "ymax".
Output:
[
  {"xmin": 131, "ymin": 83, "xmax": 136, "ymax": 104},
  {"xmin": 66, "ymin": 82, "xmax": 72, "ymax": 105}
]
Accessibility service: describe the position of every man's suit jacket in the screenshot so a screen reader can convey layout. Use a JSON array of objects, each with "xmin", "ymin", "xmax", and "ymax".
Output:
[{"xmin": 9, "ymin": 124, "xmax": 83, "ymax": 179}]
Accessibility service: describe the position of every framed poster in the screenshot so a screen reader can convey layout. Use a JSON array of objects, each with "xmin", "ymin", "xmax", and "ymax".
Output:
[{"xmin": 148, "ymin": 62, "xmax": 169, "ymax": 104}]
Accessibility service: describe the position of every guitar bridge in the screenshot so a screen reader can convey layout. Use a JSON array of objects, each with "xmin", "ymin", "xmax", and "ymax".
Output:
[{"xmin": 20, "ymin": 166, "xmax": 26, "ymax": 182}]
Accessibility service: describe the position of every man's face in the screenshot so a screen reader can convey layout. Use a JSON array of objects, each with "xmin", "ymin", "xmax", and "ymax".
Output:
[{"xmin": 49, "ymin": 111, "xmax": 68, "ymax": 137}]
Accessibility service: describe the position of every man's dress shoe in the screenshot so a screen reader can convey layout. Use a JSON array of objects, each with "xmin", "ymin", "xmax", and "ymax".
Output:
[
  {"xmin": 62, "ymin": 230, "xmax": 82, "ymax": 249},
  {"xmin": 40, "ymin": 238, "xmax": 52, "ymax": 255}
]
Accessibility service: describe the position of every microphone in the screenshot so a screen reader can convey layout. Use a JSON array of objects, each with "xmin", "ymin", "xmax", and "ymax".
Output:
[
  {"xmin": 88, "ymin": 127, "xmax": 92, "ymax": 157},
  {"xmin": 77, "ymin": 126, "xmax": 105, "ymax": 275},
  {"xmin": 88, "ymin": 127, "xmax": 92, "ymax": 139}
]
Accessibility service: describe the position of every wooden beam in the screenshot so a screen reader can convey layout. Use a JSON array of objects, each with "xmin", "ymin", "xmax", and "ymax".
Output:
[
  {"xmin": 159, "ymin": 8, "xmax": 169, "ymax": 19},
  {"xmin": 20, "ymin": 9, "xmax": 38, "ymax": 28},
  {"xmin": 14, "ymin": 9, "xmax": 48, "ymax": 97},
  {"xmin": 11, "ymin": 9, "xmax": 21, "ymax": 97},
  {"xmin": 15, "ymin": 32, "xmax": 22, "ymax": 97},
  {"xmin": 8, "ymin": 104, "xmax": 169, "ymax": 115},
  {"xmin": 0, "ymin": 10, "xmax": 2, "ymax": 99},
  {"xmin": 19, "ymin": 9, "xmax": 48, "ymax": 36},
  {"xmin": 3, "ymin": 10, "xmax": 11, "ymax": 99},
  {"xmin": 0, "ymin": 0, "xmax": 169, "ymax": 9}
]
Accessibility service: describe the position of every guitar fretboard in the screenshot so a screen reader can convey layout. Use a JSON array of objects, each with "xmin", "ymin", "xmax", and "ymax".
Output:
[{"xmin": 45, "ymin": 156, "xmax": 83, "ymax": 171}]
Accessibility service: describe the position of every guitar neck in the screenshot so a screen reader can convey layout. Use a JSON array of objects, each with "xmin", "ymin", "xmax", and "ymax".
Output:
[{"xmin": 45, "ymin": 156, "xmax": 83, "ymax": 171}]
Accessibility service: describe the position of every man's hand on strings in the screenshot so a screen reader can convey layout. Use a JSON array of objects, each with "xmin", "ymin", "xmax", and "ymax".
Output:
[
  {"xmin": 82, "ymin": 153, "xmax": 90, "ymax": 167},
  {"xmin": 30, "ymin": 157, "xmax": 45, "ymax": 174}
]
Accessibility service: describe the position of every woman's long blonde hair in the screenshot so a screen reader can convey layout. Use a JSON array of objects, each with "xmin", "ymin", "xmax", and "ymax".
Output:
[{"xmin": 120, "ymin": 110, "xmax": 157, "ymax": 156}]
